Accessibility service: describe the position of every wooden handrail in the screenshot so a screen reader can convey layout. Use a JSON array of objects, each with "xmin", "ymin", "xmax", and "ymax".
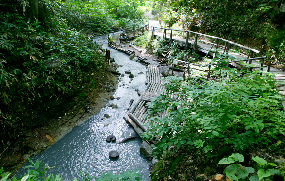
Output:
[{"xmin": 151, "ymin": 26, "xmax": 260, "ymax": 54}]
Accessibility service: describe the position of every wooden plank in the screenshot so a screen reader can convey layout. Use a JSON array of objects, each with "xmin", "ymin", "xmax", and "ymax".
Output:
[{"xmin": 129, "ymin": 113, "xmax": 147, "ymax": 131}]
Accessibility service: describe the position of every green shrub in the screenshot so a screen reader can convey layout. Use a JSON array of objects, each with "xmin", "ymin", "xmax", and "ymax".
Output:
[{"xmin": 143, "ymin": 71, "xmax": 285, "ymax": 162}]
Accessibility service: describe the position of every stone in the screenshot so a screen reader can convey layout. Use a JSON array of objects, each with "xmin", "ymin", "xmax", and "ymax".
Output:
[
  {"xmin": 140, "ymin": 141, "xmax": 152, "ymax": 157},
  {"xmin": 104, "ymin": 114, "xmax": 110, "ymax": 118},
  {"xmin": 277, "ymin": 86, "xmax": 285, "ymax": 91},
  {"xmin": 214, "ymin": 174, "xmax": 224, "ymax": 180},
  {"xmin": 125, "ymin": 70, "xmax": 131, "ymax": 74},
  {"xmin": 129, "ymin": 99, "xmax": 134, "ymax": 106},
  {"xmin": 161, "ymin": 70, "xmax": 169, "ymax": 77},
  {"xmin": 129, "ymin": 74, "xmax": 134, "ymax": 78},
  {"xmin": 112, "ymin": 104, "xmax": 118, "ymax": 109},
  {"xmin": 110, "ymin": 96, "xmax": 115, "ymax": 100},
  {"xmin": 116, "ymin": 97, "xmax": 121, "ymax": 100},
  {"xmin": 135, "ymin": 89, "xmax": 141, "ymax": 96},
  {"xmin": 279, "ymin": 91, "xmax": 285, "ymax": 96},
  {"xmin": 109, "ymin": 150, "xmax": 119, "ymax": 158},
  {"xmin": 106, "ymin": 134, "xmax": 116, "ymax": 142},
  {"xmin": 130, "ymin": 53, "xmax": 135, "ymax": 60},
  {"xmin": 138, "ymin": 71, "xmax": 144, "ymax": 74}
]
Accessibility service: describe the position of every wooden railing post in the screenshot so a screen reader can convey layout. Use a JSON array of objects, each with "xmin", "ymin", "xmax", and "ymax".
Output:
[
  {"xmin": 186, "ymin": 31, "xmax": 189, "ymax": 48},
  {"xmin": 207, "ymin": 64, "xmax": 211, "ymax": 80},
  {"xmin": 261, "ymin": 58, "xmax": 264, "ymax": 71},
  {"xmin": 215, "ymin": 38, "xmax": 219, "ymax": 54},
  {"xmin": 248, "ymin": 50, "xmax": 253, "ymax": 64},
  {"xmin": 152, "ymin": 27, "xmax": 155, "ymax": 39},
  {"xmin": 164, "ymin": 29, "xmax": 166, "ymax": 39},
  {"xmin": 194, "ymin": 34, "xmax": 198, "ymax": 52},
  {"xmin": 268, "ymin": 59, "xmax": 271, "ymax": 72},
  {"xmin": 170, "ymin": 29, "xmax": 173, "ymax": 41},
  {"xmin": 106, "ymin": 49, "xmax": 110, "ymax": 65}
]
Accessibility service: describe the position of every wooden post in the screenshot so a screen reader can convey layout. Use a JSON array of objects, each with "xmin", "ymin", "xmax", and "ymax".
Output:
[
  {"xmin": 248, "ymin": 51, "xmax": 253, "ymax": 64},
  {"xmin": 207, "ymin": 64, "xmax": 211, "ymax": 80},
  {"xmin": 172, "ymin": 64, "xmax": 174, "ymax": 75},
  {"xmin": 223, "ymin": 42, "xmax": 228, "ymax": 54},
  {"xmin": 170, "ymin": 29, "xmax": 173, "ymax": 41},
  {"xmin": 164, "ymin": 29, "xmax": 166, "ymax": 39},
  {"xmin": 268, "ymin": 59, "xmax": 271, "ymax": 72},
  {"xmin": 194, "ymin": 34, "xmax": 198, "ymax": 52},
  {"xmin": 106, "ymin": 49, "xmax": 110, "ymax": 65},
  {"xmin": 188, "ymin": 62, "xmax": 190, "ymax": 75},
  {"xmin": 260, "ymin": 58, "xmax": 264, "ymax": 71},
  {"xmin": 186, "ymin": 31, "xmax": 189, "ymax": 48},
  {"xmin": 152, "ymin": 27, "xmax": 155, "ymax": 39},
  {"xmin": 215, "ymin": 38, "xmax": 219, "ymax": 54}
]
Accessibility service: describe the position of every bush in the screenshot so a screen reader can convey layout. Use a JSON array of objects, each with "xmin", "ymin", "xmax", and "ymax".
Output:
[{"xmin": 143, "ymin": 71, "xmax": 285, "ymax": 162}]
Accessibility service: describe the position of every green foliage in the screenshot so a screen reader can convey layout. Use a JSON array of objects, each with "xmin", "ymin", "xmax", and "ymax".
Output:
[
  {"xmin": 0, "ymin": 0, "xmax": 112, "ymax": 151},
  {"xmin": 152, "ymin": 0, "xmax": 285, "ymax": 63},
  {"xmin": 143, "ymin": 71, "xmax": 285, "ymax": 162},
  {"xmin": 0, "ymin": 159, "xmax": 142, "ymax": 181},
  {"xmin": 57, "ymin": 0, "xmax": 146, "ymax": 34},
  {"xmin": 219, "ymin": 154, "xmax": 282, "ymax": 181}
]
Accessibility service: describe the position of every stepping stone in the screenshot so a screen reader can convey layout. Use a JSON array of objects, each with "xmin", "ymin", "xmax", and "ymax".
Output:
[
  {"xmin": 106, "ymin": 134, "xmax": 116, "ymax": 142},
  {"xmin": 109, "ymin": 150, "xmax": 119, "ymax": 158}
]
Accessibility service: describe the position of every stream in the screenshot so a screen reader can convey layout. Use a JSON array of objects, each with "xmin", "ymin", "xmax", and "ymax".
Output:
[{"xmin": 16, "ymin": 35, "xmax": 151, "ymax": 180}]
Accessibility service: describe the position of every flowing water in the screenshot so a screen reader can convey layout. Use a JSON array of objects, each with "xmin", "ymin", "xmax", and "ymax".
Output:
[{"xmin": 16, "ymin": 35, "xmax": 151, "ymax": 180}]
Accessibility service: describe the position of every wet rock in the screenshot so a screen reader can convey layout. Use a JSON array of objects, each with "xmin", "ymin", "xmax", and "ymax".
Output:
[
  {"xmin": 110, "ymin": 96, "xmax": 115, "ymax": 100},
  {"xmin": 104, "ymin": 114, "xmax": 110, "ymax": 118},
  {"xmin": 125, "ymin": 70, "xmax": 131, "ymax": 74},
  {"xmin": 138, "ymin": 71, "xmax": 144, "ymax": 74},
  {"xmin": 112, "ymin": 104, "xmax": 118, "ymax": 109},
  {"xmin": 106, "ymin": 134, "xmax": 116, "ymax": 142},
  {"xmin": 129, "ymin": 99, "xmax": 134, "ymax": 106},
  {"xmin": 161, "ymin": 70, "xmax": 169, "ymax": 77},
  {"xmin": 104, "ymin": 122, "xmax": 110, "ymax": 126},
  {"xmin": 110, "ymin": 58, "xmax": 115, "ymax": 63},
  {"xmin": 130, "ymin": 53, "xmax": 135, "ymax": 60},
  {"xmin": 116, "ymin": 97, "xmax": 121, "ymax": 100},
  {"xmin": 109, "ymin": 150, "xmax": 119, "ymax": 158},
  {"xmin": 121, "ymin": 74, "xmax": 124, "ymax": 77},
  {"xmin": 118, "ymin": 136, "xmax": 136, "ymax": 144},
  {"xmin": 129, "ymin": 74, "xmax": 134, "ymax": 78},
  {"xmin": 140, "ymin": 141, "xmax": 152, "ymax": 157},
  {"xmin": 135, "ymin": 89, "xmax": 141, "ymax": 96}
]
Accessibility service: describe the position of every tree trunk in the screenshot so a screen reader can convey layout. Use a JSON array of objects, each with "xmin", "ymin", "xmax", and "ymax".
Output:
[{"xmin": 27, "ymin": 0, "xmax": 38, "ymax": 22}]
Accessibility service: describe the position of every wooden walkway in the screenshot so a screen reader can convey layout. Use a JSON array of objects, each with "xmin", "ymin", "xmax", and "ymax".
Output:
[{"xmin": 124, "ymin": 65, "xmax": 163, "ymax": 137}]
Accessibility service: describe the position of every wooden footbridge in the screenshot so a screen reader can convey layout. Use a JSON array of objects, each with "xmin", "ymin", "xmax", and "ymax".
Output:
[{"xmin": 125, "ymin": 65, "xmax": 163, "ymax": 137}]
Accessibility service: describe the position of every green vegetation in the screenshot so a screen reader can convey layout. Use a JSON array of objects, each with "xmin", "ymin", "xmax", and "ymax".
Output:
[
  {"xmin": 142, "ymin": 59, "xmax": 285, "ymax": 179},
  {"xmin": 0, "ymin": 0, "xmax": 146, "ymax": 171},
  {"xmin": 0, "ymin": 159, "xmax": 142, "ymax": 180},
  {"xmin": 151, "ymin": 0, "xmax": 285, "ymax": 64},
  {"xmin": 219, "ymin": 153, "xmax": 281, "ymax": 181}
]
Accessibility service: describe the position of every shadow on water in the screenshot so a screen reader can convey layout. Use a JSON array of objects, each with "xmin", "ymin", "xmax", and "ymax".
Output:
[{"xmin": 16, "ymin": 35, "xmax": 151, "ymax": 180}]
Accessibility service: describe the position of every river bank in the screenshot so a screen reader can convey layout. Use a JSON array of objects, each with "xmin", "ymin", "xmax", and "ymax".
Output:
[{"xmin": 0, "ymin": 56, "xmax": 118, "ymax": 175}]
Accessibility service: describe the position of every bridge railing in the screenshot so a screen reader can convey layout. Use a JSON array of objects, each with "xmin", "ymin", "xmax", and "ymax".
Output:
[
  {"xmin": 144, "ymin": 25, "xmax": 271, "ymax": 74},
  {"xmin": 149, "ymin": 26, "xmax": 260, "ymax": 57}
]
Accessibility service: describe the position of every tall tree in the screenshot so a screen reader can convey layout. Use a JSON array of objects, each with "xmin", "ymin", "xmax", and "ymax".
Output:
[{"xmin": 27, "ymin": 0, "xmax": 39, "ymax": 22}]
